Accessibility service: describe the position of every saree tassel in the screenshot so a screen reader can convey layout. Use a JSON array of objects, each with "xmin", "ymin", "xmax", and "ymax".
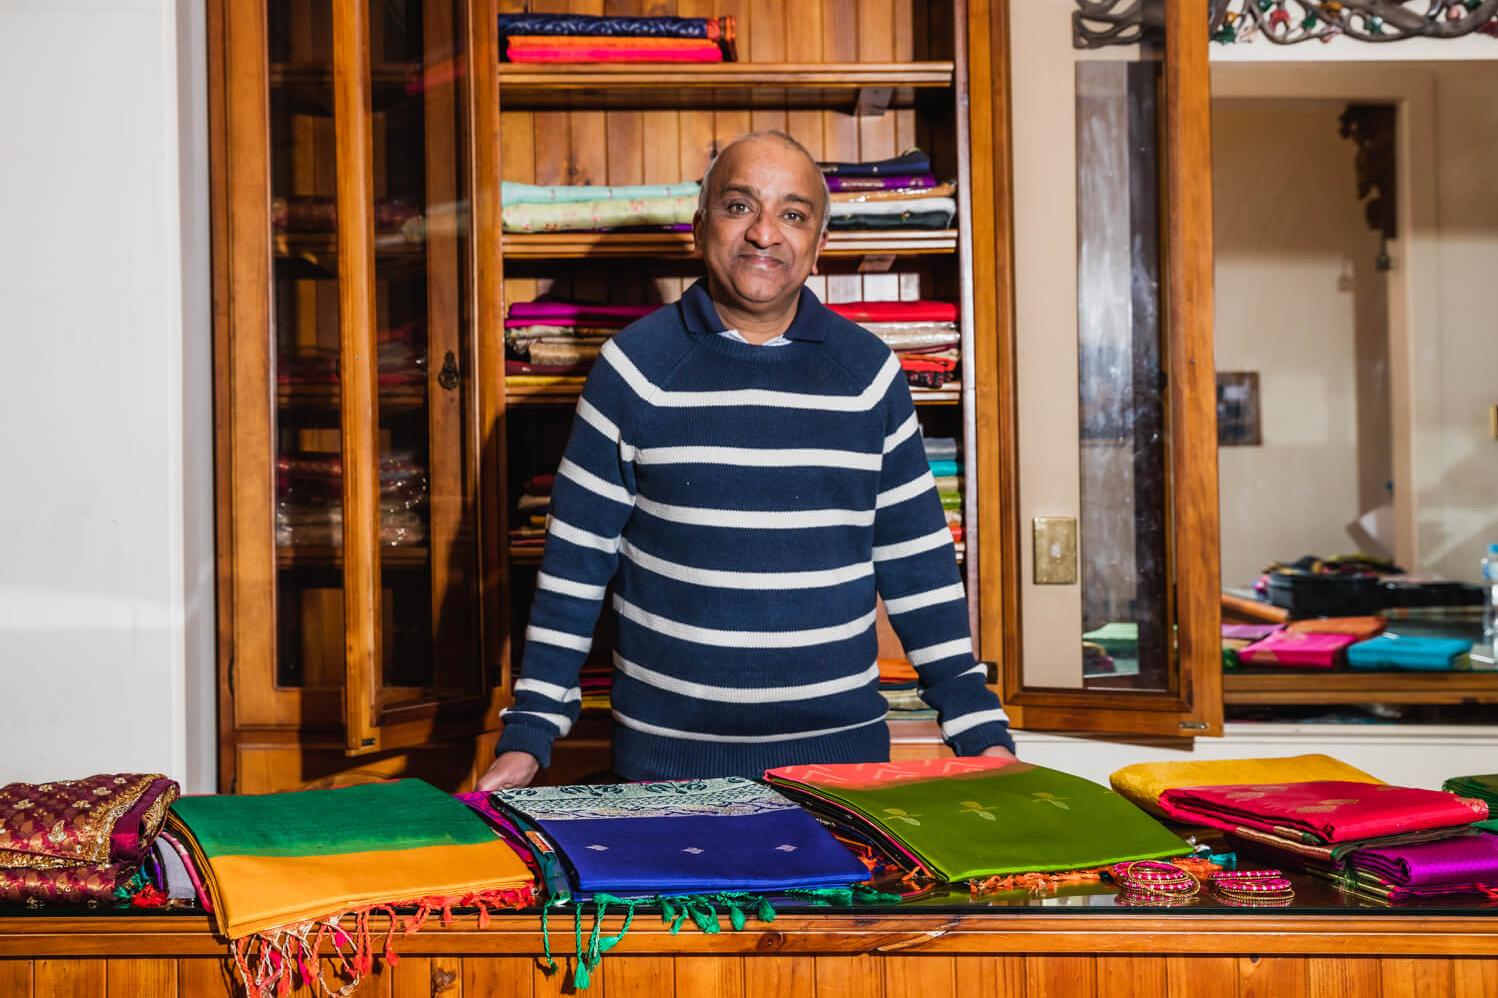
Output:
[
  {"xmin": 539, "ymin": 898, "xmax": 561, "ymax": 972},
  {"xmin": 724, "ymin": 899, "xmax": 746, "ymax": 932},
  {"xmin": 757, "ymin": 896, "xmax": 777, "ymax": 923}
]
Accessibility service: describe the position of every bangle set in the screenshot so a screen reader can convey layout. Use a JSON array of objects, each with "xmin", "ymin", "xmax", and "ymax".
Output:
[
  {"xmin": 1110, "ymin": 862, "xmax": 1296, "ymax": 908},
  {"xmin": 1209, "ymin": 869, "xmax": 1295, "ymax": 907}
]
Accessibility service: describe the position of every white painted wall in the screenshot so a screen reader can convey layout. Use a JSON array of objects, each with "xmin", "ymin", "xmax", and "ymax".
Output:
[
  {"xmin": 1213, "ymin": 100, "xmax": 1380, "ymax": 587},
  {"xmin": 0, "ymin": 0, "xmax": 214, "ymax": 790}
]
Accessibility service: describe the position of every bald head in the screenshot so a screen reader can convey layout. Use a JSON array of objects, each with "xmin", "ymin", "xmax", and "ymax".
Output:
[{"xmin": 698, "ymin": 132, "xmax": 830, "ymax": 235}]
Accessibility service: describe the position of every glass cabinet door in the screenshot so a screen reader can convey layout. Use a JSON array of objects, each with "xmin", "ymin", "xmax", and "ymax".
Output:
[
  {"xmin": 991, "ymin": 0, "xmax": 1222, "ymax": 736},
  {"xmin": 226, "ymin": 0, "xmax": 487, "ymax": 757}
]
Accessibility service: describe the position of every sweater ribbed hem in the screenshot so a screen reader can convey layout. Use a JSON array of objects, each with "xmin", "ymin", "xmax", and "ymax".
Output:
[
  {"xmin": 612, "ymin": 720, "xmax": 893, "ymax": 781},
  {"xmin": 947, "ymin": 720, "xmax": 1016, "ymax": 757},
  {"xmin": 494, "ymin": 721, "xmax": 558, "ymax": 770}
]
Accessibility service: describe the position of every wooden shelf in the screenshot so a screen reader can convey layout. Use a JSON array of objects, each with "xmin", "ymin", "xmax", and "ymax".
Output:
[
  {"xmin": 509, "ymin": 544, "xmax": 544, "ymax": 565},
  {"xmin": 1224, "ymin": 669, "xmax": 1498, "ymax": 706},
  {"xmin": 503, "ymin": 381, "xmax": 962, "ymax": 408},
  {"xmin": 497, "ymin": 61, "xmax": 954, "ymax": 112},
  {"xmin": 278, "ymin": 385, "xmax": 427, "ymax": 412},
  {"xmin": 502, "ymin": 229, "xmax": 957, "ymax": 259},
  {"xmin": 277, "ymin": 545, "xmax": 429, "ymax": 569}
]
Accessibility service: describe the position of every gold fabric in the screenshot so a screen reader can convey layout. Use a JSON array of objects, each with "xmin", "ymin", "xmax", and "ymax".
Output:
[{"xmin": 1108, "ymin": 754, "xmax": 1383, "ymax": 817}]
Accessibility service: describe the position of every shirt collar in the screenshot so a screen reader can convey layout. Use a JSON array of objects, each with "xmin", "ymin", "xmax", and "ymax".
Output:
[{"xmin": 678, "ymin": 278, "xmax": 827, "ymax": 343}]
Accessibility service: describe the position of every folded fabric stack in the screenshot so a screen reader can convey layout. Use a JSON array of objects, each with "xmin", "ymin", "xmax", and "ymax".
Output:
[
  {"xmin": 819, "ymin": 150, "xmax": 956, "ymax": 230},
  {"xmin": 1153, "ymin": 776, "xmax": 1492, "ymax": 901},
  {"xmin": 511, "ymin": 474, "xmax": 553, "ymax": 552},
  {"xmin": 1221, "ymin": 623, "xmax": 1283, "ymax": 670},
  {"xmin": 765, "ymin": 758, "xmax": 1190, "ymax": 897},
  {"xmin": 277, "ymin": 322, "xmax": 427, "ymax": 391},
  {"xmin": 826, "ymin": 299, "xmax": 960, "ymax": 389},
  {"xmin": 922, "ymin": 435, "xmax": 964, "ymax": 545},
  {"xmin": 1443, "ymin": 774, "xmax": 1498, "ymax": 834},
  {"xmin": 877, "ymin": 657, "xmax": 933, "ymax": 719},
  {"xmin": 0, "ymin": 774, "xmax": 179, "ymax": 907},
  {"xmin": 1234, "ymin": 628, "xmax": 1358, "ymax": 668},
  {"xmin": 275, "ymin": 450, "xmax": 427, "ymax": 548},
  {"xmin": 502, "ymin": 181, "xmax": 701, "ymax": 234},
  {"xmin": 1109, "ymin": 753, "xmax": 1384, "ymax": 817},
  {"xmin": 506, "ymin": 300, "xmax": 661, "ymax": 385},
  {"xmin": 169, "ymin": 780, "xmax": 535, "ymax": 998},
  {"xmin": 499, "ymin": 12, "xmax": 736, "ymax": 63},
  {"xmin": 493, "ymin": 778, "xmax": 878, "ymax": 988},
  {"xmin": 1346, "ymin": 633, "xmax": 1473, "ymax": 671},
  {"xmin": 272, "ymin": 194, "xmax": 421, "ymax": 234},
  {"xmin": 1228, "ymin": 611, "xmax": 1474, "ymax": 671}
]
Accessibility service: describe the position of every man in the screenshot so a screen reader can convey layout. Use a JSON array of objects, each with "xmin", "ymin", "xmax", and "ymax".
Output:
[{"xmin": 478, "ymin": 131, "xmax": 1013, "ymax": 791}]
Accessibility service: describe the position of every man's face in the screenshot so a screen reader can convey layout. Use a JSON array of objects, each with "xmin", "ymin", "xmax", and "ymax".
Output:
[{"xmin": 695, "ymin": 139, "xmax": 828, "ymax": 310}]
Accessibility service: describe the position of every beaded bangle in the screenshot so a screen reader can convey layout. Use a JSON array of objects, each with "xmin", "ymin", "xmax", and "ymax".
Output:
[
  {"xmin": 1209, "ymin": 869, "xmax": 1294, "ymax": 906},
  {"xmin": 1111, "ymin": 861, "xmax": 1200, "ymax": 905}
]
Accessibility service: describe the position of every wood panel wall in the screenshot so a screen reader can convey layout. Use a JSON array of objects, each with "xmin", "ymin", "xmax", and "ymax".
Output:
[{"xmin": 2, "ymin": 953, "xmax": 1495, "ymax": 997}]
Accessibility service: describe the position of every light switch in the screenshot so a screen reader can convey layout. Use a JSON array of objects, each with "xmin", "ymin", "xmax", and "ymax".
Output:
[{"xmin": 1033, "ymin": 516, "xmax": 1078, "ymax": 585}]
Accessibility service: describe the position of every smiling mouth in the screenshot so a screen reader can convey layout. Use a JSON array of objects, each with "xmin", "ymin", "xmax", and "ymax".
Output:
[{"xmin": 739, "ymin": 255, "xmax": 785, "ymax": 267}]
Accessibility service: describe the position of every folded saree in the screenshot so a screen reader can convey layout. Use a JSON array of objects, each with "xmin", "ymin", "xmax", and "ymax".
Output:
[
  {"xmin": 1346, "ymin": 634, "xmax": 1472, "ymax": 671},
  {"xmin": 503, "ymin": 180, "xmax": 700, "ymax": 205},
  {"xmin": 1444, "ymin": 774, "xmax": 1498, "ymax": 834},
  {"xmin": 818, "ymin": 149, "xmax": 931, "ymax": 177},
  {"xmin": 826, "ymin": 300, "xmax": 958, "ymax": 323},
  {"xmin": 1235, "ymin": 629, "xmax": 1357, "ymax": 668},
  {"xmin": 832, "ymin": 181, "xmax": 956, "ymax": 203},
  {"xmin": 829, "ymin": 209, "xmax": 954, "ymax": 231},
  {"xmin": 492, "ymin": 778, "xmax": 867, "ymax": 899},
  {"xmin": 507, "ymin": 38, "xmax": 724, "ymax": 63},
  {"xmin": 923, "ymin": 437, "xmax": 959, "ymax": 460},
  {"xmin": 499, "ymin": 12, "xmax": 730, "ymax": 40},
  {"xmin": 928, "ymin": 459, "xmax": 961, "ymax": 477},
  {"xmin": 829, "ymin": 196, "xmax": 957, "ymax": 220},
  {"xmin": 861, "ymin": 322, "xmax": 961, "ymax": 351},
  {"xmin": 0, "ymin": 774, "xmax": 179, "ymax": 871},
  {"xmin": 503, "ymin": 194, "xmax": 697, "ymax": 233},
  {"xmin": 508, "ymin": 301, "xmax": 661, "ymax": 323},
  {"xmin": 826, "ymin": 174, "xmax": 937, "ymax": 192},
  {"xmin": 1158, "ymin": 780, "xmax": 1488, "ymax": 845},
  {"xmin": 1347, "ymin": 832, "xmax": 1498, "ymax": 889},
  {"xmin": 1109, "ymin": 754, "xmax": 1382, "ymax": 817},
  {"xmin": 765, "ymin": 758, "xmax": 1190, "ymax": 883},
  {"xmin": 1286, "ymin": 616, "xmax": 1385, "ymax": 640},
  {"xmin": 167, "ymin": 780, "xmax": 534, "ymax": 939}
]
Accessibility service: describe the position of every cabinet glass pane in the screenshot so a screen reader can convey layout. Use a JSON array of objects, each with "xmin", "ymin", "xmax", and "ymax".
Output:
[
  {"xmin": 270, "ymin": 0, "xmax": 345, "ymax": 689},
  {"xmin": 367, "ymin": 0, "xmax": 474, "ymax": 697},
  {"xmin": 1009, "ymin": 1, "xmax": 1172, "ymax": 693}
]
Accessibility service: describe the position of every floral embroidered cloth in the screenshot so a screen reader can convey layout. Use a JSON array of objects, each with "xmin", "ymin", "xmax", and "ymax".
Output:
[
  {"xmin": 0, "ymin": 773, "xmax": 179, "ymax": 871},
  {"xmin": 168, "ymin": 780, "xmax": 534, "ymax": 938},
  {"xmin": 491, "ymin": 778, "xmax": 868, "ymax": 899},
  {"xmin": 1157, "ymin": 781, "xmax": 1489, "ymax": 845},
  {"xmin": 1108, "ymin": 754, "xmax": 1383, "ymax": 817},
  {"xmin": 764, "ymin": 758, "xmax": 1190, "ymax": 883}
]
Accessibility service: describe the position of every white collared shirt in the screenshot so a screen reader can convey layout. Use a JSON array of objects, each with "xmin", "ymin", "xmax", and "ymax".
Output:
[{"xmin": 718, "ymin": 329, "xmax": 792, "ymax": 347}]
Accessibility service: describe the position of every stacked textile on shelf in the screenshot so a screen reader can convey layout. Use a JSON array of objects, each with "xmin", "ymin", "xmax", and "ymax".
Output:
[
  {"xmin": 876, "ymin": 657, "xmax": 934, "ymax": 720},
  {"xmin": 169, "ymin": 780, "xmax": 535, "ymax": 998},
  {"xmin": 499, "ymin": 12, "xmax": 736, "ymax": 63},
  {"xmin": 277, "ymin": 323, "xmax": 426, "ymax": 393},
  {"xmin": 1109, "ymin": 753, "xmax": 1384, "ymax": 818},
  {"xmin": 922, "ymin": 435, "xmax": 964, "ymax": 545},
  {"xmin": 1443, "ymin": 774, "xmax": 1498, "ymax": 834},
  {"xmin": 275, "ymin": 451, "xmax": 427, "ymax": 548},
  {"xmin": 505, "ymin": 300, "xmax": 660, "ymax": 384},
  {"xmin": 819, "ymin": 150, "xmax": 956, "ymax": 230},
  {"xmin": 826, "ymin": 299, "xmax": 961, "ymax": 389},
  {"xmin": 272, "ymin": 194, "xmax": 420, "ymax": 234},
  {"xmin": 510, "ymin": 474, "xmax": 553, "ymax": 552},
  {"xmin": 765, "ymin": 758, "xmax": 1190, "ymax": 895},
  {"xmin": 1345, "ymin": 633, "xmax": 1474, "ymax": 671},
  {"xmin": 493, "ymin": 778, "xmax": 881, "ymax": 988},
  {"xmin": 1339, "ymin": 832, "xmax": 1498, "ymax": 902},
  {"xmin": 0, "ymin": 774, "xmax": 179, "ymax": 906},
  {"xmin": 503, "ymin": 182, "xmax": 701, "ymax": 234}
]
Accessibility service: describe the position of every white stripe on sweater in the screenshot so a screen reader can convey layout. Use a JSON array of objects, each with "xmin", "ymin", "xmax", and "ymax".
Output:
[
  {"xmin": 872, "ymin": 527, "xmax": 952, "ymax": 562},
  {"xmin": 614, "ymin": 654, "xmax": 879, "ymax": 703},
  {"xmin": 575, "ymin": 396, "xmax": 620, "ymax": 443},
  {"xmin": 883, "ymin": 413, "xmax": 920, "ymax": 454},
  {"xmin": 613, "ymin": 594, "xmax": 877, "ymax": 648},
  {"xmin": 547, "ymin": 516, "xmax": 620, "ymax": 554},
  {"xmin": 634, "ymin": 494, "xmax": 874, "ymax": 530},
  {"xmin": 513, "ymin": 677, "xmax": 582, "ymax": 704},
  {"xmin": 525, "ymin": 624, "xmax": 593, "ymax": 653},
  {"xmin": 602, "ymin": 339, "xmax": 900, "ymax": 412},
  {"xmin": 500, "ymin": 709, "xmax": 574, "ymax": 736},
  {"xmin": 875, "ymin": 470, "xmax": 936, "ymax": 510},
  {"xmin": 536, "ymin": 571, "xmax": 608, "ymax": 601},
  {"xmin": 941, "ymin": 707, "xmax": 1009, "ymax": 739},
  {"xmin": 906, "ymin": 636, "xmax": 973, "ymax": 666},
  {"xmin": 633, "ymin": 445, "xmax": 882, "ymax": 472},
  {"xmin": 883, "ymin": 582, "xmax": 966, "ymax": 615},
  {"xmin": 558, "ymin": 457, "xmax": 634, "ymax": 506},
  {"xmin": 619, "ymin": 537, "xmax": 874, "ymax": 590},
  {"xmin": 612, "ymin": 708, "xmax": 889, "ymax": 744}
]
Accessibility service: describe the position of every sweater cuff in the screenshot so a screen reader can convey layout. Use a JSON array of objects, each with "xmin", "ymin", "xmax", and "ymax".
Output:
[
  {"xmin": 495, "ymin": 720, "xmax": 556, "ymax": 770},
  {"xmin": 946, "ymin": 719, "xmax": 1016, "ymax": 757}
]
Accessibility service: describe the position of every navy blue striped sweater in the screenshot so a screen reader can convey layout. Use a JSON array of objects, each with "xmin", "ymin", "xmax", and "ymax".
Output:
[{"xmin": 497, "ymin": 279, "xmax": 1014, "ymax": 780}]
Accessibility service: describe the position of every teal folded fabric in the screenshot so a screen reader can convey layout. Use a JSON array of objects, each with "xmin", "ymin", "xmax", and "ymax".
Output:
[
  {"xmin": 1346, "ymin": 634, "xmax": 1472, "ymax": 671},
  {"xmin": 928, "ymin": 460, "xmax": 961, "ymax": 477},
  {"xmin": 502, "ymin": 180, "xmax": 701, "ymax": 205}
]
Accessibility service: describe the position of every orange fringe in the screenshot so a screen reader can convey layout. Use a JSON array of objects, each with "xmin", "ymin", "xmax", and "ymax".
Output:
[
  {"xmin": 230, "ymin": 885, "xmax": 535, "ymax": 998},
  {"xmin": 969, "ymin": 868, "xmax": 1106, "ymax": 897}
]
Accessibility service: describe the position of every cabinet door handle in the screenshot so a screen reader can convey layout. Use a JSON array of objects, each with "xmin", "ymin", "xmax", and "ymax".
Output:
[{"xmin": 438, "ymin": 350, "xmax": 460, "ymax": 391}]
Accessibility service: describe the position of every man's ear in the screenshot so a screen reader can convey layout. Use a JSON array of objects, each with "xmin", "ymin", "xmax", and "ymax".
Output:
[
  {"xmin": 812, "ymin": 229, "xmax": 829, "ymax": 274},
  {"xmin": 691, "ymin": 210, "xmax": 704, "ymax": 257}
]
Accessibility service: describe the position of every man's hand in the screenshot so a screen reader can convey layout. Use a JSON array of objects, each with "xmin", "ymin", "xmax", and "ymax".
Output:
[
  {"xmin": 476, "ymin": 751, "xmax": 541, "ymax": 792},
  {"xmin": 979, "ymin": 745, "xmax": 1018, "ymax": 762}
]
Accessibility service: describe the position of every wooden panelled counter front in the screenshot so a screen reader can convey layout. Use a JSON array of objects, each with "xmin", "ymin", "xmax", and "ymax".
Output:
[{"xmin": 2, "ymin": 912, "xmax": 1496, "ymax": 996}]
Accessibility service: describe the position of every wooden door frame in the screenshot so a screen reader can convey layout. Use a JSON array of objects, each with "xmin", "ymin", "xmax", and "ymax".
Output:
[{"xmin": 972, "ymin": 0, "xmax": 1224, "ymax": 737}]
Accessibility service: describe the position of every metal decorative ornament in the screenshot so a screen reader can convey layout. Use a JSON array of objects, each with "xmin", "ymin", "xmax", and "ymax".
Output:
[{"xmin": 1073, "ymin": 0, "xmax": 1498, "ymax": 48}]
